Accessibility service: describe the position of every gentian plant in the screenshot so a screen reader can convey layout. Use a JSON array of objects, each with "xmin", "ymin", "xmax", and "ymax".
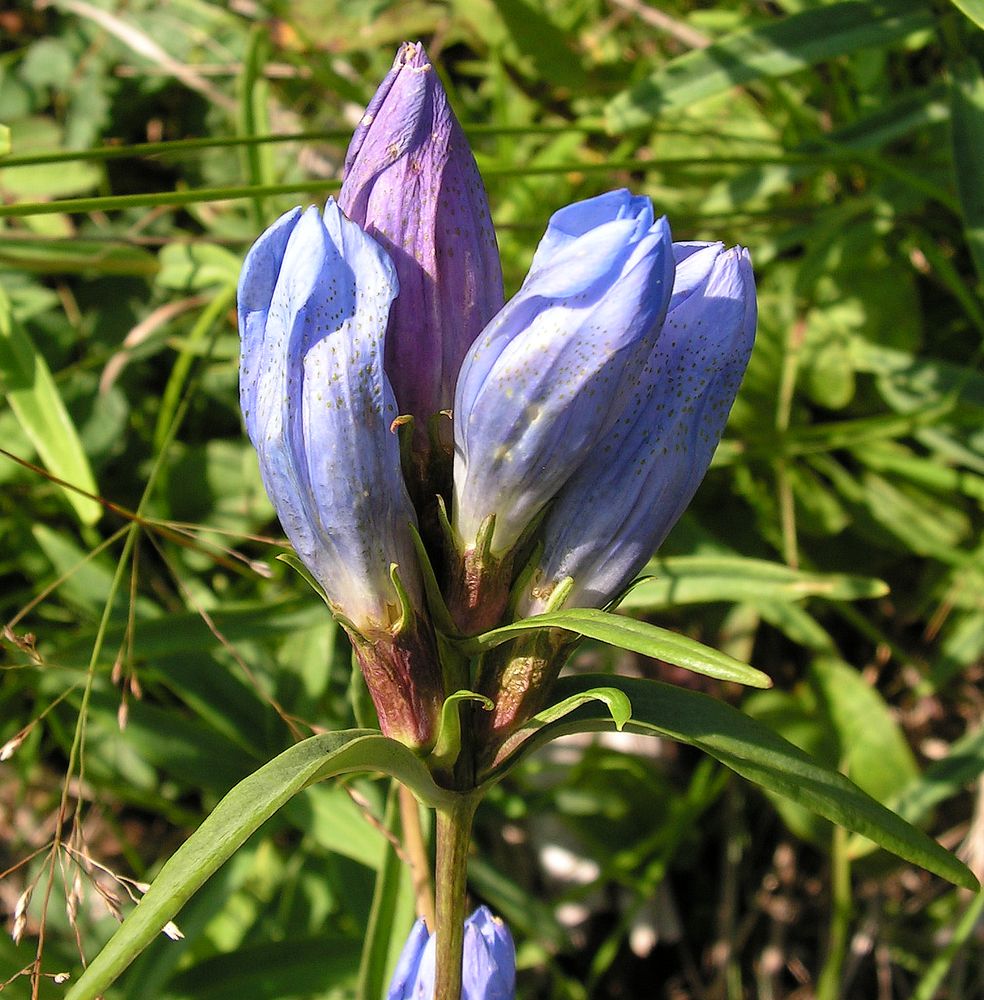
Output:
[{"xmin": 66, "ymin": 40, "xmax": 977, "ymax": 1000}]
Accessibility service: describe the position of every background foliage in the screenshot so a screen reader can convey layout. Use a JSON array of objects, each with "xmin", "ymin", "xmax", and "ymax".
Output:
[{"xmin": 1, "ymin": 0, "xmax": 982, "ymax": 998}]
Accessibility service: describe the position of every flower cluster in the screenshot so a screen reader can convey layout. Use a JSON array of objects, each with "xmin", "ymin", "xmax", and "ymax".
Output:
[{"xmin": 238, "ymin": 41, "xmax": 756, "ymax": 754}]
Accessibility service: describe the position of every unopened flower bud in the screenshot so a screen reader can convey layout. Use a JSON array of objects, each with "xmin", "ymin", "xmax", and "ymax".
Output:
[
  {"xmin": 453, "ymin": 190, "xmax": 674, "ymax": 559},
  {"xmin": 238, "ymin": 199, "xmax": 443, "ymax": 747},
  {"xmin": 387, "ymin": 907, "xmax": 516, "ymax": 1000},
  {"xmin": 340, "ymin": 42, "xmax": 503, "ymax": 439},
  {"xmin": 520, "ymin": 241, "xmax": 757, "ymax": 616}
]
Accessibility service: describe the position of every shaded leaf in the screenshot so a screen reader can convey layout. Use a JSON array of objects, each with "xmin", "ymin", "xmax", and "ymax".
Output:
[
  {"xmin": 491, "ymin": 674, "xmax": 978, "ymax": 891},
  {"xmin": 618, "ymin": 555, "xmax": 886, "ymax": 611},
  {"xmin": 949, "ymin": 49, "xmax": 984, "ymax": 283}
]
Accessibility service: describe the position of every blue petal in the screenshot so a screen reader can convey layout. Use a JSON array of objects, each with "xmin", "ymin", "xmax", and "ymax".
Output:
[
  {"xmin": 238, "ymin": 206, "xmax": 303, "ymax": 430},
  {"xmin": 386, "ymin": 919, "xmax": 430, "ymax": 1000},
  {"xmin": 529, "ymin": 189, "xmax": 653, "ymax": 273},
  {"xmin": 462, "ymin": 908, "xmax": 516, "ymax": 1000},
  {"xmin": 240, "ymin": 200, "xmax": 420, "ymax": 627}
]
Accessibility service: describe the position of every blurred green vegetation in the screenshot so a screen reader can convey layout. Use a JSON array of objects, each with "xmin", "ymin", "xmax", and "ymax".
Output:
[{"xmin": 1, "ymin": 1, "xmax": 982, "ymax": 997}]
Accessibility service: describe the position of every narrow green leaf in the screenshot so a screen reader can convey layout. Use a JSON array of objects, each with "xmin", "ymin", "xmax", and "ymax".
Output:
[
  {"xmin": 153, "ymin": 284, "xmax": 235, "ymax": 452},
  {"xmin": 463, "ymin": 607, "xmax": 772, "ymax": 688},
  {"xmin": 606, "ymin": 0, "xmax": 933, "ymax": 130},
  {"xmin": 948, "ymin": 0, "xmax": 984, "ymax": 30},
  {"xmin": 848, "ymin": 724, "xmax": 984, "ymax": 857},
  {"xmin": 911, "ymin": 892, "xmax": 984, "ymax": 1000},
  {"xmin": 0, "ymin": 287, "xmax": 101, "ymax": 524},
  {"xmin": 65, "ymin": 731, "xmax": 452, "ymax": 1000},
  {"xmin": 950, "ymin": 50, "xmax": 984, "ymax": 283},
  {"xmin": 618, "ymin": 555, "xmax": 887, "ymax": 612},
  {"xmin": 0, "ymin": 238, "xmax": 159, "ymax": 276},
  {"xmin": 810, "ymin": 658, "xmax": 919, "ymax": 803},
  {"xmin": 0, "ymin": 124, "xmax": 10, "ymax": 157},
  {"xmin": 492, "ymin": 675, "xmax": 978, "ymax": 891}
]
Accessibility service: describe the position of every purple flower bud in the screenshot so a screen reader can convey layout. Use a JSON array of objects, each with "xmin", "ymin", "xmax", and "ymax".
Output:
[
  {"xmin": 237, "ymin": 199, "xmax": 442, "ymax": 747},
  {"xmin": 387, "ymin": 907, "xmax": 516, "ymax": 1000},
  {"xmin": 452, "ymin": 190, "xmax": 675, "ymax": 560},
  {"xmin": 519, "ymin": 241, "xmax": 757, "ymax": 616},
  {"xmin": 339, "ymin": 42, "xmax": 503, "ymax": 432}
]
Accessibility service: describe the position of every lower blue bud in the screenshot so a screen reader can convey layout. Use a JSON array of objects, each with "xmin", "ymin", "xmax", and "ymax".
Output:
[{"xmin": 387, "ymin": 906, "xmax": 516, "ymax": 1000}]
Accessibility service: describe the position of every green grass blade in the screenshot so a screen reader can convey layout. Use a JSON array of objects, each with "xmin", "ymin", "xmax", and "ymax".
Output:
[
  {"xmin": 0, "ymin": 287, "xmax": 101, "ymax": 524},
  {"xmin": 606, "ymin": 0, "xmax": 934, "ymax": 130},
  {"xmin": 64, "ymin": 731, "xmax": 452, "ymax": 1000},
  {"xmin": 238, "ymin": 25, "xmax": 276, "ymax": 227},
  {"xmin": 496, "ymin": 675, "xmax": 979, "ymax": 891},
  {"xmin": 618, "ymin": 555, "xmax": 887, "ymax": 611},
  {"xmin": 462, "ymin": 607, "xmax": 772, "ymax": 688},
  {"xmin": 949, "ymin": 50, "xmax": 984, "ymax": 283}
]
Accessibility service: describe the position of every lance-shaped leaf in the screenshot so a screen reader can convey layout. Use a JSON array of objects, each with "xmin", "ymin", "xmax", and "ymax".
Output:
[
  {"xmin": 462, "ymin": 606, "xmax": 772, "ymax": 689},
  {"xmin": 65, "ymin": 730, "xmax": 454, "ymax": 1000},
  {"xmin": 485, "ymin": 675, "xmax": 978, "ymax": 891}
]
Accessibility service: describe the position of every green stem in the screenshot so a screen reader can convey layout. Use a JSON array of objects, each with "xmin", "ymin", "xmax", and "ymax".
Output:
[
  {"xmin": 816, "ymin": 824, "xmax": 852, "ymax": 1000},
  {"xmin": 434, "ymin": 794, "xmax": 479, "ymax": 1000}
]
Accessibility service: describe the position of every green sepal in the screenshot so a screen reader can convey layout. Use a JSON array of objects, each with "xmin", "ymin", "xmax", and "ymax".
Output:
[
  {"xmin": 459, "ymin": 606, "xmax": 772, "ymax": 689},
  {"xmin": 392, "ymin": 412, "xmax": 415, "ymax": 482},
  {"xmin": 277, "ymin": 551, "xmax": 331, "ymax": 608},
  {"xmin": 540, "ymin": 575, "xmax": 574, "ymax": 615},
  {"xmin": 428, "ymin": 689, "xmax": 494, "ymax": 772},
  {"xmin": 436, "ymin": 492, "xmax": 456, "ymax": 551},
  {"xmin": 388, "ymin": 561, "xmax": 415, "ymax": 634},
  {"xmin": 531, "ymin": 685, "xmax": 632, "ymax": 730},
  {"xmin": 65, "ymin": 730, "xmax": 455, "ymax": 1000},
  {"xmin": 473, "ymin": 510, "xmax": 497, "ymax": 562},
  {"xmin": 408, "ymin": 520, "xmax": 460, "ymax": 637},
  {"xmin": 436, "ymin": 628, "xmax": 471, "ymax": 695}
]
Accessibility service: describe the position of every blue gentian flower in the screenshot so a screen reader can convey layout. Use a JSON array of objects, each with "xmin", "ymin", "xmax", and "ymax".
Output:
[
  {"xmin": 452, "ymin": 190, "xmax": 675, "ymax": 559},
  {"xmin": 519, "ymin": 240, "xmax": 757, "ymax": 615},
  {"xmin": 237, "ymin": 199, "xmax": 442, "ymax": 747},
  {"xmin": 387, "ymin": 907, "xmax": 516, "ymax": 1000}
]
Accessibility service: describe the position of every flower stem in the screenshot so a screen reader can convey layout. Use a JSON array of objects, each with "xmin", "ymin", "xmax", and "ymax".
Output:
[{"xmin": 433, "ymin": 793, "xmax": 479, "ymax": 1000}]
